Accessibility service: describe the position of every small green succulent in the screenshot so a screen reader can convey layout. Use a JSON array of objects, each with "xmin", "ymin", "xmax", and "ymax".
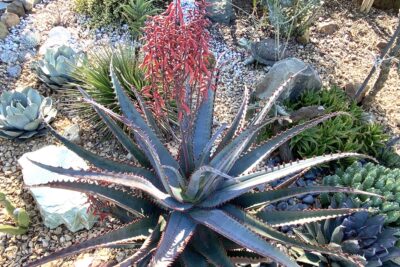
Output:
[
  {"xmin": 0, "ymin": 88, "xmax": 57, "ymax": 140},
  {"xmin": 284, "ymin": 87, "xmax": 387, "ymax": 161},
  {"xmin": 293, "ymin": 198, "xmax": 400, "ymax": 267},
  {"xmin": 0, "ymin": 192, "xmax": 30, "ymax": 235},
  {"xmin": 26, "ymin": 61, "xmax": 378, "ymax": 266},
  {"xmin": 119, "ymin": 0, "xmax": 160, "ymax": 39},
  {"xmin": 33, "ymin": 45, "xmax": 85, "ymax": 90},
  {"xmin": 322, "ymin": 162, "xmax": 400, "ymax": 225}
]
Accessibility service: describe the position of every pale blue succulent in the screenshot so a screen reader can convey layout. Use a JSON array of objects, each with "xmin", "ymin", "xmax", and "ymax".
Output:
[
  {"xmin": 0, "ymin": 88, "xmax": 57, "ymax": 140},
  {"xmin": 32, "ymin": 45, "xmax": 85, "ymax": 90}
]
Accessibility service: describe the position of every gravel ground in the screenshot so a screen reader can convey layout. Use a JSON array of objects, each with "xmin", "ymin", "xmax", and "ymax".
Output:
[{"xmin": 0, "ymin": 0, "xmax": 399, "ymax": 266}]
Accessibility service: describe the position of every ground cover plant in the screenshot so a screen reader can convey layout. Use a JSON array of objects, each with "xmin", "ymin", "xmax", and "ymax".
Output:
[{"xmin": 24, "ymin": 1, "xmax": 381, "ymax": 266}]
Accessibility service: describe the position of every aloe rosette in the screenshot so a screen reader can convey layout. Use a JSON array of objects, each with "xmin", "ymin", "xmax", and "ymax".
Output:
[
  {"xmin": 26, "ymin": 64, "xmax": 379, "ymax": 267},
  {"xmin": 0, "ymin": 88, "xmax": 57, "ymax": 140}
]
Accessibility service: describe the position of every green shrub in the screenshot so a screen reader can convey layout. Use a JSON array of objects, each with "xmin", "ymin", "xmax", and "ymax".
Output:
[
  {"xmin": 322, "ymin": 162, "xmax": 400, "ymax": 226},
  {"xmin": 285, "ymin": 87, "xmax": 387, "ymax": 160},
  {"xmin": 74, "ymin": 0, "xmax": 165, "ymax": 29},
  {"xmin": 74, "ymin": 0, "xmax": 129, "ymax": 28}
]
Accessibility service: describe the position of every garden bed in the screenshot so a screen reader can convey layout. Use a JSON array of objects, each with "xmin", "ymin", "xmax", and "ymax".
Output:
[{"xmin": 0, "ymin": 0, "xmax": 400, "ymax": 266}]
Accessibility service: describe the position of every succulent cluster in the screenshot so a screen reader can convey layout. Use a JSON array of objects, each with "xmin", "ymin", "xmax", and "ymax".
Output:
[
  {"xmin": 0, "ymin": 88, "xmax": 57, "ymax": 140},
  {"xmin": 25, "ymin": 54, "xmax": 378, "ymax": 266},
  {"xmin": 293, "ymin": 198, "xmax": 400, "ymax": 267},
  {"xmin": 0, "ymin": 192, "xmax": 30, "ymax": 235},
  {"xmin": 32, "ymin": 45, "xmax": 85, "ymax": 90},
  {"xmin": 322, "ymin": 162, "xmax": 400, "ymax": 225},
  {"xmin": 285, "ymin": 87, "xmax": 387, "ymax": 161}
]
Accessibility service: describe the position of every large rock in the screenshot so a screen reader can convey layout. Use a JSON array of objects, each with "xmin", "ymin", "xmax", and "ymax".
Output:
[
  {"xmin": 255, "ymin": 58, "xmax": 322, "ymax": 102},
  {"xmin": 39, "ymin": 26, "xmax": 71, "ymax": 54},
  {"xmin": 18, "ymin": 145, "xmax": 97, "ymax": 232},
  {"xmin": 6, "ymin": 0, "xmax": 25, "ymax": 17},
  {"xmin": 0, "ymin": 22, "xmax": 8, "ymax": 39},
  {"xmin": 1, "ymin": 12, "xmax": 20, "ymax": 28},
  {"xmin": 206, "ymin": 0, "xmax": 234, "ymax": 24}
]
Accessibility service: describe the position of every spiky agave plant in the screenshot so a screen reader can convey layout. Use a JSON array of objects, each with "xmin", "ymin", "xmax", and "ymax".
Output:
[{"xmin": 27, "ymin": 64, "xmax": 379, "ymax": 267}]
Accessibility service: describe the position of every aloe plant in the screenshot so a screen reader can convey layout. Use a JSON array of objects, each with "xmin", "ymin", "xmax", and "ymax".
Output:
[{"xmin": 27, "ymin": 63, "xmax": 378, "ymax": 267}]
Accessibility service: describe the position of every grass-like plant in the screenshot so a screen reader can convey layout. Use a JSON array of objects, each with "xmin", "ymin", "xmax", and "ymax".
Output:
[
  {"xmin": 64, "ymin": 46, "xmax": 172, "ymax": 134},
  {"xmin": 284, "ymin": 87, "xmax": 387, "ymax": 160}
]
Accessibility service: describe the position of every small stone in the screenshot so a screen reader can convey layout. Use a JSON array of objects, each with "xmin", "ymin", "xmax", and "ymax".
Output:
[
  {"xmin": 318, "ymin": 21, "xmax": 339, "ymax": 35},
  {"xmin": 1, "ymin": 12, "xmax": 20, "ymax": 28},
  {"xmin": 302, "ymin": 195, "xmax": 315, "ymax": 204},
  {"xmin": 6, "ymin": 1, "xmax": 25, "ymax": 17},
  {"xmin": 7, "ymin": 65, "xmax": 22, "ymax": 78},
  {"xmin": 376, "ymin": 41, "xmax": 388, "ymax": 50},
  {"xmin": 0, "ymin": 22, "xmax": 8, "ymax": 39},
  {"xmin": 62, "ymin": 124, "xmax": 81, "ymax": 144},
  {"xmin": 42, "ymin": 239, "xmax": 49, "ymax": 248},
  {"xmin": 0, "ymin": 50, "xmax": 18, "ymax": 63}
]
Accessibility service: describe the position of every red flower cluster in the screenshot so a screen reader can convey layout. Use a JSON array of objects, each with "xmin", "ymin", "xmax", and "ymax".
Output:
[{"xmin": 141, "ymin": 0, "xmax": 212, "ymax": 120}]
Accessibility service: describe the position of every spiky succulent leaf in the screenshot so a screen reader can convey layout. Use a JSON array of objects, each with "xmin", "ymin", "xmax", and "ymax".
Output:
[
  {"xmin": 235, "ymin": 186, "xmax": 381, "ymax": 209},
  {"xmin": 150, "ymin": 212, "xmax": 196, "ymax": 266},
  {"xmin": 230, "ymin": 112, "xmax": 349, "ymax": 176},
  {"xmin": 31, "ymin": 180, "xmax": 158, "ymax": 217},
  {"xmin": 193, "ymin": 88, "xmax": 215, "ymax": 166},
  {"xmin": 191, "ymin": 227, "xmax": 235, "ymax": 267},
  {"xmin": 189, "ymin": 209, "xmax": 298, "ymax": 267},
  {"xmin": 27, "ymin": 216, "xmax": 158, "ymax": 267}
]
